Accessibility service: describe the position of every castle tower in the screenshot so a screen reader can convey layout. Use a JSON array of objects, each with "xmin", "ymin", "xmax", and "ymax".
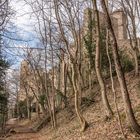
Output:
[
  {"xmin": 19, "ymin": 60, "xmax": 30, "ymax": 101},
  {"xmin": 112, "ymin": 9, "xmax": 127, "ymax": 40},
  {"xmin": 83, "ymin": 8, "xmax": 94, "ymax": 37},
  {"xmin": 21, "ymin": 60, "xmax": 29, "ymax": 72},
  {"xmin": 20, "ymin": 60, "xmax": 30, "ymax": 82}
]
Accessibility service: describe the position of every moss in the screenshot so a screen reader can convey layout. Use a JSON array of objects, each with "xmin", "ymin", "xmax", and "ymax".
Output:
[{"xmin": 119, "ymin": 51, "xmax": 134, "ymax": 72}]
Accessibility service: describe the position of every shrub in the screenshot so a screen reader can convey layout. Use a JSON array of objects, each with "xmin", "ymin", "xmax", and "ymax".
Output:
[
  {"xmin": 120, "ymin": 51, "xmax": 134, "ymax": 72},
  {"xmin": 18, "ymin": 100, "xmax": 28, "ymax": 118}
]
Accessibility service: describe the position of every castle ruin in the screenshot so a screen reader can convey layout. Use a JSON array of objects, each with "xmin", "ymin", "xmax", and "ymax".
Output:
[{"xmin": 18, "ymin": 8, "xmax": 139, "ymax": 116}]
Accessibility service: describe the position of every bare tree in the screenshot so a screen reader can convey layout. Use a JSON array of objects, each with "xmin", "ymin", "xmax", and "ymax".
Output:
[
  {"xmin": 53, "ymin": 0, "xmax": 88, "ymax": 131},
  {"xmin": 101, "ymin": 0, "xmax": 140, "ymax": 134},
  {"xmin": 92, "ymin": 0, "xmax": 113, "ymax": 118},
  {"xmin": 120, "ymin": 0, "xmax": 140, "ymax": 76}
]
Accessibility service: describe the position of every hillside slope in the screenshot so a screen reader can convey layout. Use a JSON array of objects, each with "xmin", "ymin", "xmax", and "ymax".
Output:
[{"xmin": 6, "ymin": 72, "xmax": 140, "ymax": 140}]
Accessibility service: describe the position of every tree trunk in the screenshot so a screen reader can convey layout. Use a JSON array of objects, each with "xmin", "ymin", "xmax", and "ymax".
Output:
[
  {"xmin": 27, "ymin": 97, "xmax": 31, "ymax": 120},
  {"xmin": 92, "ymin": 0, "xmax": 113, "ymax": 118},
  {"xmin": 24, "ymin": 85, "xmax": 31, "ymax": 120},
  {"xmin": 106, "ymin": 29, "xmax": 126, "ymax": 138},
  {"xmin": 71, "ymin": 63, "xmax": 88, "ymax": 132},
  {"xmin": 133, "ymin": 50, "xmax": 139, "ymax": 76},
  {"xmin": 101, "ymin": 0, "xmax": 140, "ymax": 134},
  {"xmin": 67, "ymin": 70, "xmax": 74, "ymax": 94},
  {"xmin": 64, "ymin": 63, "xmax": 68, "ymax": 97}
]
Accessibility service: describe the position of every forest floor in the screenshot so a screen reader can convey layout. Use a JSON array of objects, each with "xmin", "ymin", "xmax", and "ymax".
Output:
[{"xmin": 4, "ymin": 71, "xmax": 140, "ymax": 140}]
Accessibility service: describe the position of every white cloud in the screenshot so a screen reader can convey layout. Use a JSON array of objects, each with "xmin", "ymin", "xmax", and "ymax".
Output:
[{"xmin": 10, "ymin": 0, "xmax": 35, "ymax": 32}]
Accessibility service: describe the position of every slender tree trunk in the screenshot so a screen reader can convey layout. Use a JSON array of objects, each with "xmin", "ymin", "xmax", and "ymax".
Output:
[
  {"xmin": 64, "ymin": 63, "xmax": 68, "ymax": 97},
  {"xmin": 16, "ymin": 85, "xmax": 20, "ymax": 120},
  {"xmin": 24, "ymin": 85, "xmax": 31, "ymax": 120},
  {"xmin": 53, "ymin": 0, "xmax": 88, "ymax": 131},
  {"xmin": 92, "ymin": 0, "xmax": 113, "ymax": 118},
  {"xmin": 101, "ymin": 0, "xmax": 140, "ymax": 134},
  {"xmin": 106, "ymin": 29, "xmax": 126, "ymax": 138},
  {"xmin": 88, "ymin": 62, "xmax": 92, "ymax": 91},
  {"xmin": 50, "ymin": 24, "xmax": 57, "ymax": 128},
  {"xmin": 71, "ymin": 63, "xmax": 88, "ymax": 132},
  {"xmin": 60, "ymin": 59, "xmax": 68, "ymax": 97},
  {"xmin": 67, "ymin": 69, "xmax": 74, "ymax": 94},
  {"xmin": 27, "ymin": 96, "xmax": 31, "ymax": 120},
  {"xmin": 132, "ymin": 17, "xmax": 139, "ymax": 76},
  {"xmin": 133, "ymin": 50, "xmax": 139, "ymax": 76},
  {"xmin": 77, "ymin": 65, "xmax": 84, "ymax": 105}
]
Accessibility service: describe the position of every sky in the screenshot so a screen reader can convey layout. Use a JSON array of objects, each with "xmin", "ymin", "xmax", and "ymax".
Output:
[
  {"xmin": 8, "ymin": 0, "xmax": 140, "ymax": 70},
  {"xmin": 5, "ymin": 0, "xmax": 40, "ymax": 69},
  {"xmin": 5, "ymin": 0, "xmax": 38, "ymax": 104},
  {"xmin": 10, "ymin": 0, "xmax": 34, "ymax": 34}
]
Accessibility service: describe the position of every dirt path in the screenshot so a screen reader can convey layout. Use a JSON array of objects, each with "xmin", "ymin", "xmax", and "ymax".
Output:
[{"xmin": 0, "ymin": 118, "xmax": 37, "ymax": 140}]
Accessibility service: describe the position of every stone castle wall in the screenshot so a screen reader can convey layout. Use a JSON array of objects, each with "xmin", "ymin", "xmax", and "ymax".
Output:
[{"xmin": 83, "ymin": 8, "xmax": 127, "ymax": 41}]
